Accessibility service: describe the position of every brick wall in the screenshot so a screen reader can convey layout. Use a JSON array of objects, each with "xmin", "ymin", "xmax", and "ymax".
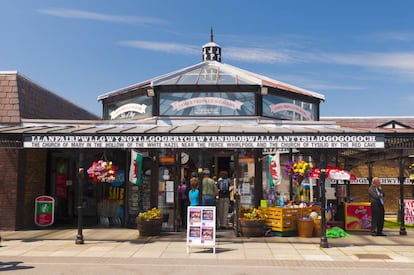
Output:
[
  {"xmin": 0, "ymin": 148, "xmax": 19, "ymax": 230},
  {"xmin": 0, "ymin": 148, "xmax": 47, "ymax": 230},
  {"xmin": 349, "ymin": 159, "xmax": 414, "ymax": 213},
  {"xmin": 22, "ymin": 149, "xmax": 47, "ymax": 228}
]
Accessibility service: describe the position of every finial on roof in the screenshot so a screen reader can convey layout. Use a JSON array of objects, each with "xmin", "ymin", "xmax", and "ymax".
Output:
[{"xmin": 202, "ymin": 28, "xmax": 221, "ymax": 62}]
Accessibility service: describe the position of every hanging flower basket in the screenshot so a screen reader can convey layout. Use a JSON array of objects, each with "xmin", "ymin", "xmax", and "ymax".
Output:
[
  {"xmin": 284, "ymin": 160, "xmax": 313, "ymax": 183},
  {"xmin": 87, "ymin": 160, "xmax": 117, "ymax": 183}
]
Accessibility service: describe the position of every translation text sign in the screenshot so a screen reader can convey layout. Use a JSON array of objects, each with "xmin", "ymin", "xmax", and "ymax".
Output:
[{"xmin": 23, "ymin": 134, "xmax": 385, "ymax": 149}]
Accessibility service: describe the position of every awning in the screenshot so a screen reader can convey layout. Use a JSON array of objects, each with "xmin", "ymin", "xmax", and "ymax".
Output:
[{"xmin": 310, "ymin": 166, "xmax": 356, "ymax": 181}]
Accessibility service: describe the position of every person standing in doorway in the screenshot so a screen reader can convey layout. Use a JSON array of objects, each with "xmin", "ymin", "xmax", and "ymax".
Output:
[
  {"xmin": 217, "ymin": 170, "xmax": 232, "ymax": 229},
  {"xmin": 178, "ymin": 179, "xmax": 190, "ymax": 228},
  {"xmin": 202, "ymin": 169, "xmax": 217, "ymax": 206},
  {"xmin": 189, "ymin": 177, "xmax": 200, "ymax": 206},
  {"xmin": 368, "ymin": 177, "xmax": 386, "ymax": 236}
]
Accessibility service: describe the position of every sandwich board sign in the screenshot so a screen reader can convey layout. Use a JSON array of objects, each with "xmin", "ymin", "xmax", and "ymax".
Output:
[{"xmin": 34, "ymin": 195, "xmax": 55, "ymax": 227}]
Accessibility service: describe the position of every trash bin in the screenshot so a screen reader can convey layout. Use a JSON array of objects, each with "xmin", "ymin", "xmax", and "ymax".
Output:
[{"xmin": 297, "ymin": 217, "xmax": 314, "ymax": 237}]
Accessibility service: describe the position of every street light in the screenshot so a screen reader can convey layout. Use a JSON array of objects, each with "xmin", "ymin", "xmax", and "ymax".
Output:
[
  {"xmin": 319, "ymin": 168, "xmax": 329, "ymax": 248},
  {"xmin": 76, "ymin": 153, "xmax": 85, "ymax": 244}
]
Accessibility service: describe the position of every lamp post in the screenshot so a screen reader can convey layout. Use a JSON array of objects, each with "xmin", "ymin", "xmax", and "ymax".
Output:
[
  {"xmin": 76, "ymin": 152, "xmax": 85, "ymax": 244},
  {"xmin": 318, "ymin": 149, "xmax": 329, "ymax": 248},
  {"xmin": 319, "ymin": 168, "xmax": 329, "ymax": 248},
  {"xmin": 398, "ymin": 155, "xmax": 414, "ymax": 236}
]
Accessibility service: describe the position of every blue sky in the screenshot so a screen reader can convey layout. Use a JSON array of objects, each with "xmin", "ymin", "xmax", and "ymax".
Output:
[{"xmin": 2, "ymin": 0, "xmax": 414, "ymax": 117}]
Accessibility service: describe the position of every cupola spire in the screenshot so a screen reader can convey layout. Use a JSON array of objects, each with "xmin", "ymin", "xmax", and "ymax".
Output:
[{"xmin": 202, "ymin": 27, "xmax": 221, "ymax": 62}]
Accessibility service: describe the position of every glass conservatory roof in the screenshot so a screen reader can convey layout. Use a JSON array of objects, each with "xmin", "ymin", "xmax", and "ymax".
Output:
[{"xmin": 97, "ymin": 61, "xmax": 325, "ymax": 101}]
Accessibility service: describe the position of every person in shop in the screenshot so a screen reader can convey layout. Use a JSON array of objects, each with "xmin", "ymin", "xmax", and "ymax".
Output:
[
  {"xmin": 178, "ymin": 178, "xmax": 190, "ymax": 228},
  {"xmin": 216, "ymin": 170, "xmax": 232, "ymax": 229},
  {"xmin": 368, "ymin": 177, "xmax": 386, "ymax": 236},
  {"xmin": 189, "ymin": 176, "xmax": 200, "ymax": 206},
  {"xmin": 202, "ymin": 169, "xmax": 218, "ymax": 206}
]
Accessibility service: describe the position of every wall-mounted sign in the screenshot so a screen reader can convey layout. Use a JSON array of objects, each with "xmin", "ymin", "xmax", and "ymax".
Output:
[
  {"xmin": 23, "ymin": 134, "xmax": 385, "ymax": 149},
  {"xmin": 34, "ymin": 195, "xmax": 55, "ymax": 227},
  {"xmin": 110, "ymin": 103, "xmax": 148, "ymax": 119}
]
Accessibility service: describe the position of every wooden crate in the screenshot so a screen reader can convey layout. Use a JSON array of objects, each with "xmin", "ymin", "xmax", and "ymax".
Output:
[{"xmin": 265, "ymin": 207, "xmax": 299, "ymax": 232}]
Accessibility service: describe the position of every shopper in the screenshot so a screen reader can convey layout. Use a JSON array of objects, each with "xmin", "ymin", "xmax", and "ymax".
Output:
[
  {"xmin": 189, "ymin": 176, "xmax": 200, "ymax": 206},
  {"xmin": 368, "ymin": 177, "xmax": 386, "ymax": 236},
  {"xmin": 202, "ymin": 169, "xmax": 217, "ymax": 206},
  {"xmin": 178, "ymin": 179, "xmax": 190, "ymax": 227},
  {"xmin": 217, "ymin": 170, "xmax": 232, "ymax": 229}
]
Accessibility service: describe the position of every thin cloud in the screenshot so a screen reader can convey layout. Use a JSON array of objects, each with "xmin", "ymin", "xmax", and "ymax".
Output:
[
  {"xmin": 324, "ymin": 52, "xmax": 414, "ymax": 69},
  {"xmin": 119, "ymin": 41, "xmax": 199, "ymax": 55},
  {"xmin": 37, "ymin": 8, "xmax": 168, "ymax": 25},
  {"xmin": 370, "ymin": 31, "xmax": 414, "ymax": 42},
  {"xmin": 119, "ymin": 38, "xmax": 414, "ymax": 79},
  {"xmin": 225, "ymin": 47, "xmax": 293, "ymax": 63}
]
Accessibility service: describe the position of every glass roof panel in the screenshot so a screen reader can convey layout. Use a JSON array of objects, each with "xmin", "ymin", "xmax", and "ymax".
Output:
[
  {"xmin": 159, "ymin": 75, "xmax": 181, "ymax": 85},
  {"xmin": 154, "ymin": 62, "xmax": 262, "ymax": 86},
  {"xmin": 177, "ymin": 68, "xmax": 202, "ymax": 85}
]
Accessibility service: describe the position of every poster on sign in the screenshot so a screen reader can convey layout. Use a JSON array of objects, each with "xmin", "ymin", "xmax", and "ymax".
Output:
[
  {"xmin": 404, "ymin": 200, "xmax": 414, "ymax": 225},
  {"xmin": 186, "ymin": 206, "xmax": 216, "ymax": 254}
]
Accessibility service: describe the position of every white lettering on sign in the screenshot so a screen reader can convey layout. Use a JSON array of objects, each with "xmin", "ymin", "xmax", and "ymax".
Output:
[
  {"xmin": 24, "ymin": 134, "xmax": 385, "ymax": 149},
  {"xmin": 269, "ymin": 103, "xmax": 312, "ymax": 120},
  {"xmin": 349, "ymin": 178, "xmax": 412, "ymax": 185},
  {"xmin": 110, "ymin": 103, "xmax": 148, "ymax": 119},
  {"xmin": 171, "ymin": 97, "xmax": 243, "ymax": 111}
]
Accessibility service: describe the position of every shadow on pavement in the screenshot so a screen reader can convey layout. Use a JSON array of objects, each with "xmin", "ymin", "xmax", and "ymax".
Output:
[{"xmin": 0, "ymin": 261, "xmax": 34, "ymax": 271}]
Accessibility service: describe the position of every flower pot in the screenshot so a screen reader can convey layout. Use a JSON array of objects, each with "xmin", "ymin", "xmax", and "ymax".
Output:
[
  {"xmin": 239, "ymin": 219, "xmax": 265, "ymax": 237},
  {"xmin": 136, "ymin": 218, "xmax": 163, "ymax": 236},
  {"xmin": 312, "ymin": 218, "xmax": 322, "ymax": 237},
  {"xmin": 297, "ymin": 218, "xmax": 314, "ymax": 237}
]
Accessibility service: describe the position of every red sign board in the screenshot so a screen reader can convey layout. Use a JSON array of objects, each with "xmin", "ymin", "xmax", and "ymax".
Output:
[
  {"xmin": 345, "ymin": 202, "xmax": 371, "ymax": 231},
  {"xmin": 55, "ymin": 174, "xmax": 67, "ymax": 199},
  {"xmin": 34, "ymin": 196, "xmax": 55, "ymax": 227}
]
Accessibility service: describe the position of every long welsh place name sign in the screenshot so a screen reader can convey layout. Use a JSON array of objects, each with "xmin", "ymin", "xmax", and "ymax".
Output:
[{"xmin": 23, "ymin": 134, "xmax": 384, "ymax": 149}]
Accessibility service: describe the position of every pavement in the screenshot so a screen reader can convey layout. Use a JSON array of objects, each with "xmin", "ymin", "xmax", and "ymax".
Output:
[{"xmin": 1, "ymin": 225, "xmax": 414, "ymax": 264}]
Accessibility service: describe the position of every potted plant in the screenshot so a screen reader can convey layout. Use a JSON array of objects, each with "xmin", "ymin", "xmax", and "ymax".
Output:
[
  {"xmin": 285, "ymin": 160, "xmax": 313, "ymax": 203},
  {"xmin": 238, "ymin": 207, "xmax": 268, "ymax": 237},
  {"xmin": 136, "ymin": 208, "xmax": 163, "ymax": 236}
]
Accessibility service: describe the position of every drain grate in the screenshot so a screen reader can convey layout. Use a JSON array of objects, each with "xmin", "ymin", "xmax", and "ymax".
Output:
[{"xmin": 354, "ymin": 254, "xmax": 391, "ymax": 260}]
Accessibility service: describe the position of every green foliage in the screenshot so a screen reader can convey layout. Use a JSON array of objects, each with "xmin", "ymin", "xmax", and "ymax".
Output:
[
  {"xmin": 384, "ymin": 219, "xmax": 414, "ymax": 230},
  {"xmin": 138, "ymin": 208, "xmax": 162, "ymax": 221}
]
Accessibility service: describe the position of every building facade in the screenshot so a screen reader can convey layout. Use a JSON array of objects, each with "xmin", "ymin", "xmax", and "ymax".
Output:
[{"xmin": 1, "ymin": 34, "xmax": 413, "ymax": 231}]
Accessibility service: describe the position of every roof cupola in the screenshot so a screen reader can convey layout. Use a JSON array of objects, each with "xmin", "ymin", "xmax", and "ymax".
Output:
[{"xmin": 202, "ymin": 28, "xmax": 221, "ymax": 62}]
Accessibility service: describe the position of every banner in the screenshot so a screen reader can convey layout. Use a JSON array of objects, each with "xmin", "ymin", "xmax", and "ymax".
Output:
[
  {"xmin": 404, "ymin": 200, "xmax": 414, "ymax": 225},
  {"xmin": 129, "ymin": 150, "xmax": 143, "ymax": 186},
  {"xmin": 268, "ymin": 152, "xmax": 281, "ymax": 187}
]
